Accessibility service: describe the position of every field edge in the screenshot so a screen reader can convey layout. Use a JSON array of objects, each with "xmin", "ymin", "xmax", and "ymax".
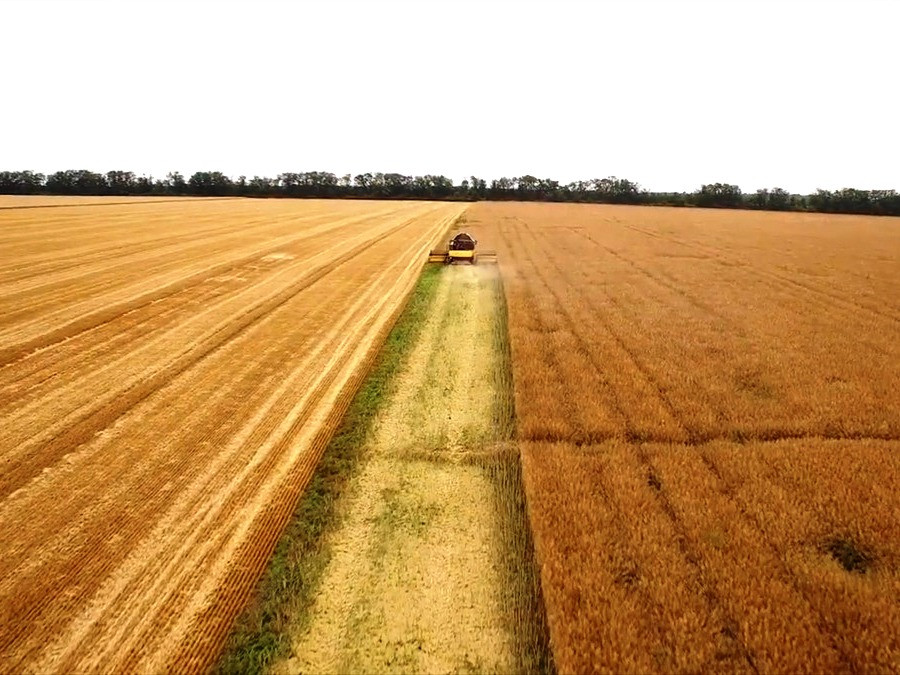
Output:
[
  {"xmin": 485, "ymin": 267, "xmax": 556, "ymax": 674},
  {"xmin": 214, "ymin": 263, "xmax": 446, "ymax": 674}
]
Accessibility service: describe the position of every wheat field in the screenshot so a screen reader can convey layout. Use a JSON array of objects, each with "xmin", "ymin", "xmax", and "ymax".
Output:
[
  {"xmin": 0, "ymin": 197, "xmax": 465, "ymax": 673},
  {"xmin": 469, "ymin": 201, "xmax": 900, "ymax": 673},
  {"xmin": 2, "ymin": 196, "xmax": 896, "ymax": 673}
]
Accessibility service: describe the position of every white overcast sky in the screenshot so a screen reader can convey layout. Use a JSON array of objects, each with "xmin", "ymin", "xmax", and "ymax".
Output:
[{"xmin": 2, "ymin": 0, "xmax": 898, "ymax": 193}]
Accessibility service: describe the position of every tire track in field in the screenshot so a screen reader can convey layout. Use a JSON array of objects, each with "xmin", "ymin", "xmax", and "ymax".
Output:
[
  {"xmin": 0, "ymin": 200, "xmax": 391, "ymax": 305},
  {"xmin": 642, "ymin": 446, "xmax": 848, "ymax": 671},
  {"xmin": 691, "ymin": 448, "xmax": 857, "ymax": 669},
  {"xmin": 620, "ymin": 223, "xmax": 900, "ymax": 339},
  {"xmin": 517, "ymin": 219, "xmax": 691, "ymax": 442},
  {"xmin": 0, "ymin": 205, "xmax": 262, "ymax": 271},
  {"xmin": 569, "ymin": 225, "xmax": 741, "ymax": 329},
  {"xmin": 498, "ymin": 220, "xmax": 631, "ymax": 441},
  {"xmin": 154, "ymin": 222, "xmax": 449, "ymax": 672},
  {"xmin": 19, "ymin": 234, "xmax": 413, "ymax": 667},
  {"xmin": 622, "ymin": 222, "xmax": 900, "ymax": 324},
  {"xmin": 0, "ymin": 212, "xmax": 288, "ymax": 285},
  {"xmin": 623, "ymin": 442, "xmax": 762, "ymax": 671},
  {"xmin": 567, "ymin": 221, "xmax": 900, "ymax": 439}
]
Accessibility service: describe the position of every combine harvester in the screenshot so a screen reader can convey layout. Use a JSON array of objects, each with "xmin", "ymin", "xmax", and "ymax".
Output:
[{"xmin": 427, "ymin": 232, "xmax": 497, "ymax": 265}]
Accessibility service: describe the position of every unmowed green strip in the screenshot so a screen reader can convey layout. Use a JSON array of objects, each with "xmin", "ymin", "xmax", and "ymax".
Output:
[{"xmin": 215, "ymin": 264, "xmax": 444, "ymax": 675}]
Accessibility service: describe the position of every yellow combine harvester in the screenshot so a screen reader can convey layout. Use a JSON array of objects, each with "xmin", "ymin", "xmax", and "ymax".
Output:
[{"xmin": 427, "ymin": 232, "xmax": 498, "ymax": 265}]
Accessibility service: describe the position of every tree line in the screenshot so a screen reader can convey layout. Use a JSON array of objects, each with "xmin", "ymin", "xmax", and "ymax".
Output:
[{"xmin": 1, "ymin": 169, "xmax": 898, "ymax": 216}]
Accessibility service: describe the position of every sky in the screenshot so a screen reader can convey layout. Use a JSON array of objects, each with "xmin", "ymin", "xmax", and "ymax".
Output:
[{"xmin": 2, "ymin": 0, "xmax": 898, "ymax": 193}]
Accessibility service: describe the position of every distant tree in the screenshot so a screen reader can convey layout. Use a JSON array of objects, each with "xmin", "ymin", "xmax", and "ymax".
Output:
[
  {"xmin": 695, "ymin": 183, "xmax": 743, "ymax": 208},
  {"xmin": 0, "ymin": 170, "xmax": 45, "ymax": 194},
  {"xmin": 834, "ymin": 188, "xmax": 872, "ymax": 213},
  {"xmin": 2, "ymin": 165, "xmax": 897, "ymax": 215},
  {"xmin": 45, "ymin": 170, "xmax": 107, "ymax": 195},
  {"xmin": 870, "ymin": 189, "xmax": 900, "ymax": 215},
  {"xmin": 469, "ymin": 176, "xmax": 487, "ymax": 198},
  {"xmin": 415, "ymin": 174, "xmax": 453, "ymax": 199},
  {"xmin": 248, "ymin": 175, "xmax": 275, "ymax": 196},
  {"xmin": 768, "ymin": 187, "xmax": 791, "ymax": 210},
  {"xmin": 488, "ymin": 177, "xmax": 514, "ymax": 199},
  {"xmin": 809, "ymin": 189, "xmax": 833, "ymax": 212},
  {"xmin": 751, "ymin": 188, "xmax": 770, "ymax": 209},
  {"xmin": 538, "ymin": 178, "xmax": 561, "ymax": 200},
  {"xmin": 303, "ymin": 171, "xmax": 338, "ymax": 197},
  {"xmin": 382, "ymin": 173, "xmax": 411, "ymax": 198},
  {"xmin": 515, "ymin": 175, "xmax": 540, "ymax": 199},
  {"xmin": 566, "ymin": 180, "xmax": 588, "ymax": 199},
  {"xmin": 590, "ymin": 176, "xmax": 642, "ymax": 203},
  {"xmin": 810, "ymin": 187, "xmax": 875, "ymax": 214},
  {"xmin": 353, "ymin": 173, "xmax": 374, "ymax": 193},
  {"xmin": 411, "ymin": 175, "xmax": 430, "ymax": 198},
  {"xmin": 188, "ymin": 171, "xmax": 232, "ymax": 196},
  {"xmin": 105, "ymin": 171, "xmax": 136, "ymax": 195},
  {"xmin": 159, "ymin": 171, "xmax": 187, "ymax": 194},
  {"xmin": 133, "ymin": 174, "xmax": 154, "ymax": 194}
]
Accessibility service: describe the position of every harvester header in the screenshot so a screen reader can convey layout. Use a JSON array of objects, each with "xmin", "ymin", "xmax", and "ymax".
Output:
[{"xmin": 427, "ymin": 232, "xmax": 497, "ymax": 265}]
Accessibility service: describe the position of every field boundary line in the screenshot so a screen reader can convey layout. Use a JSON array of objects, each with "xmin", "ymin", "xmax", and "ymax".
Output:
[
  {"xmin": 0, "ymin": 197, "xmax": 241, "ymax": 211},
  {"xmin": 532, "ymin": 432, "xmax": 900, "ymax": 448}
]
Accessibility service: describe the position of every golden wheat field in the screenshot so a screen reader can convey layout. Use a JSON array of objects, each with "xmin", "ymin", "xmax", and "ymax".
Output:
[
  {"xmin": 467, "ymin": 201, "xmax": 900, "ymax": 673},
  {"xmin": 0, "ymin": 197, "xmax": 464, "ymax": 673},
  {"xmin": 1, "ymin": 196, "xmax": 897, "ymax": 674}
]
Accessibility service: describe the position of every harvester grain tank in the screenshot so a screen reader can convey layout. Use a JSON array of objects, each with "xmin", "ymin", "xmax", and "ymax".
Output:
[{"xmin": 427, "ymin": 232, "xmax": 497, "ymax": 265}]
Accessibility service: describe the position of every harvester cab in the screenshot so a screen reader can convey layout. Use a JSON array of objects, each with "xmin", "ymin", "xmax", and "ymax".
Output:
[{"xmin": 427, "ymin": 232, "xmax": 497, "ymax": 265}]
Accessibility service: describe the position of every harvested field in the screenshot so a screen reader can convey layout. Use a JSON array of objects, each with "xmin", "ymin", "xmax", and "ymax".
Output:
[
  {"xmin": 0, "ymin": 197, "xmax": 465, "ymax": 673},
  {"xmin": 272, "ymin": 261, "xmax": 542, "ymax": 674},
  {"xmin": 469, "ymin": 202, "xmax": 900, "ymax": 673}
]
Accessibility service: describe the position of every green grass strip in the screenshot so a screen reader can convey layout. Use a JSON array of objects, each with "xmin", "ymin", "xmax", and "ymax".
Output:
[{"xmin": 215, "ymin": 264, "xmax": 444, "ymax": 675}]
